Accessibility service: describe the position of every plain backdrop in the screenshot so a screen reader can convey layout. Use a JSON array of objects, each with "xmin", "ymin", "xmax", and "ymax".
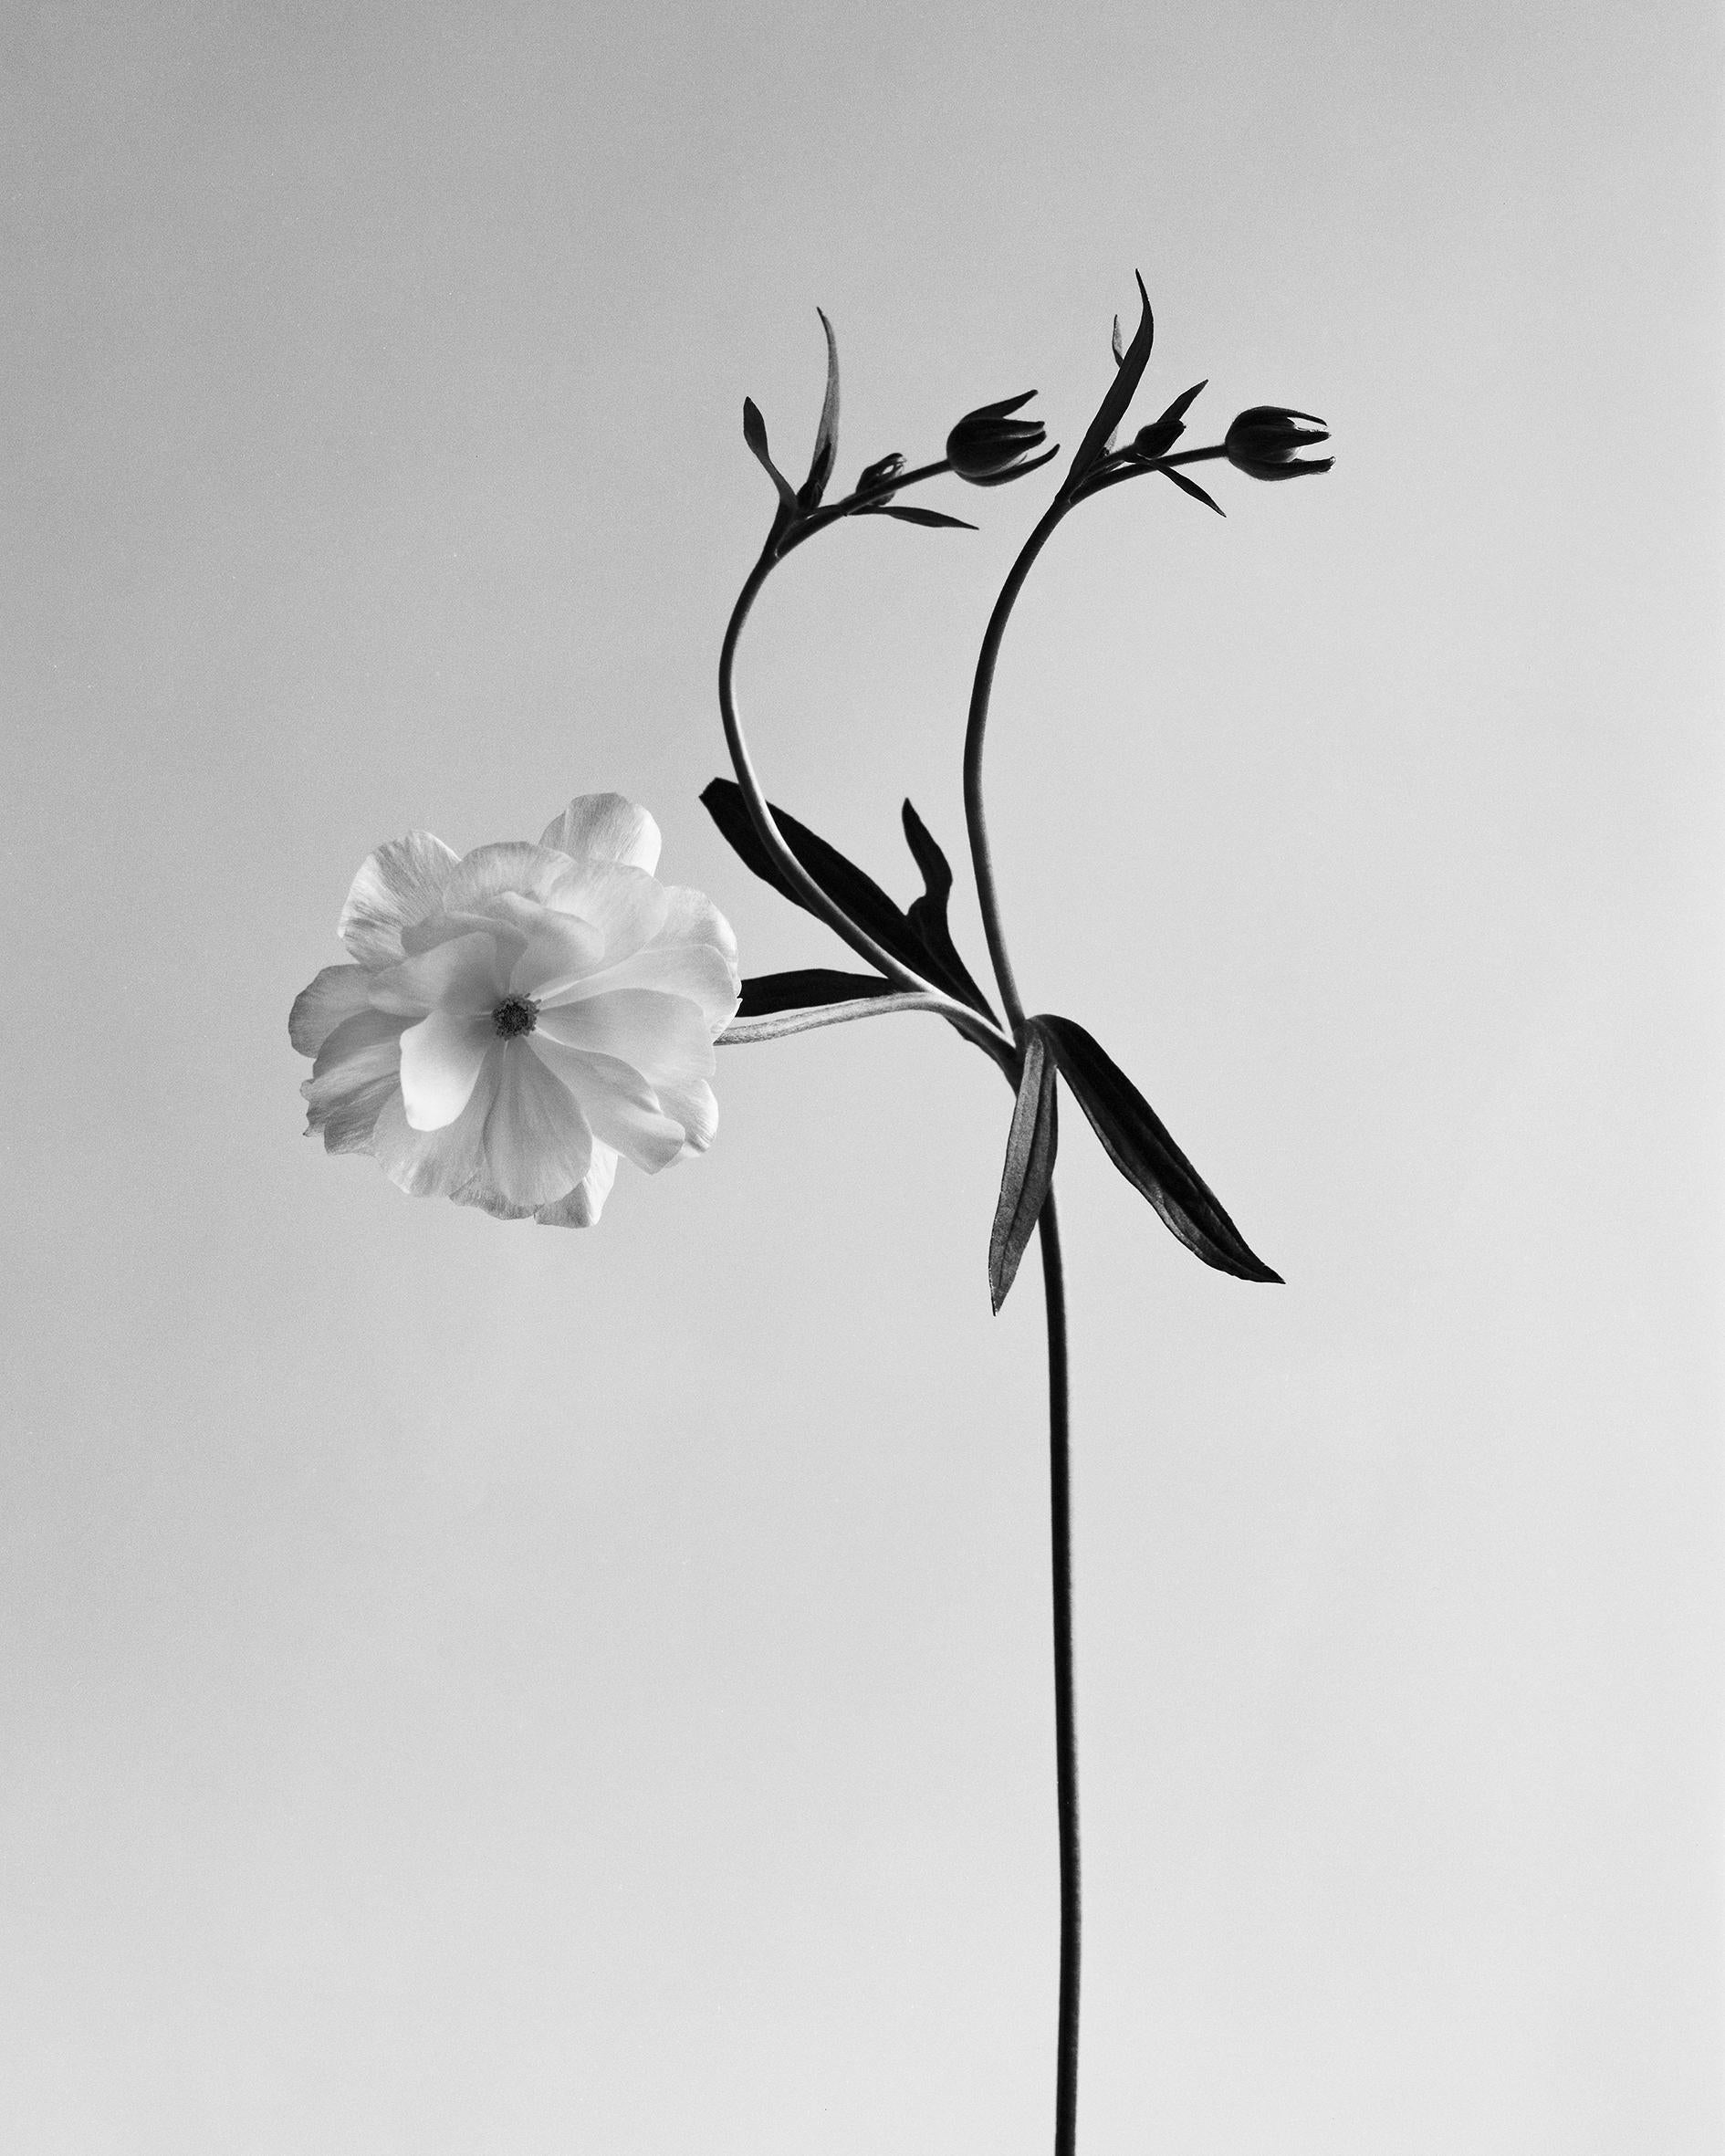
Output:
[{"xmin": 4, "ymin": 2, "xmax": 1720, "ymax": 2151}]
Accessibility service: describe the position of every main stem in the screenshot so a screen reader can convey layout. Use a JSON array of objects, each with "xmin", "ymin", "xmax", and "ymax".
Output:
[
  {"xmin": 961, "ymin": 489, "xmax": 1083, "ymax": 2154},
  {"xmin": 1040, "ymin": 1190, "xmax": 1079, "ymax": 2156}
]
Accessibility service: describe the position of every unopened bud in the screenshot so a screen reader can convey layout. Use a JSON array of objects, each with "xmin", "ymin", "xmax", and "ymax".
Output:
[
  {"xmin": 946, "ymin": 392, "xmax": 1050, "ymax": 484},
  {"xmin": 1224, "ymin": 406, "xmax": 1333, "ymax": 481}
]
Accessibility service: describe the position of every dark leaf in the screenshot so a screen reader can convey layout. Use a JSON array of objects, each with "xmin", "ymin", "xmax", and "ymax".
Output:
[
  {"xmin": 701, "ymin": 779, "xmax": 984, "ymax": 1008},
  {"xmin": 1163, "ymin": 466, "xmax": 1226, "ymax": 516},
  {"xmin": 901, "ymin": 800, "xmax": 997, "ymax": 1020},
  {"xmin": 1155, "ymin": 380, "xmax": 1208, "ymax": 429},
  {"xmin": 856, "ymin": 452, "xmax": 905, "ymax": 494},
  {"xmin": 742, "ymin": 397, "xmax": 796, "ymax": 511},
  {"xmin": 1068, "ymin": 271, "xmax": 1154, "ymax": 488},
  {"xmin": 737, "ymin": 968, "xmax": 896, "ymax": 1017},
  {"xmin": 1111, "ymin": 315, "xmax": 1125, "ymax": 367},
  {"xmin": 857, "ymin": 504, "xmax": 978, "ymax": 529},
  {"xmin": 989, "ymin": 1024, "xmax": 1059, "ymax": 1313},
  {"xmin": 798, "ymin": 309, "xmax": 842, "ymax": 509},
  {"xmin": 698, "ymin": 780, "xmax": 996, "ymax": 1013},
  {"xmin": 1037, "ymin": 1014, "xmax": 1281, "ymax": 1282}
]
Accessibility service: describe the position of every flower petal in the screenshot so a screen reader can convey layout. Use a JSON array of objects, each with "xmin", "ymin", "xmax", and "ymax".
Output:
[
  {"xmin": 302, "ymin": 1010, "xmax": 408, "ymax": 1152},
  {"xmin": 339, "ymin": 832, "xmax": 461, "ymax": 966},
  {"xmin": 535, "ymin": 1142, "xmax": 619, "ymax": 1228},
  {"xmin": 538, "ymin": 940, "xmax": 739, "ymax": 1033},
  {"xmin": 526, "ymin": 1039, "xmax": 685, "ymax": 1172},
  {"xmin": 368, "ymin": 931, "xmax": 510, "ymax": 1020},
  {"xmin": 289, "ymin": 964, "xmax": 373, "ymax": 1059},
  {"xmin": 371, "ymin": 1048, "xmax": 502, "ymax": 1199},
  {"xmin": 538, "ymin": 794, "xmax": 663, "ymax": 874},
  {"xmin": 507, "ymin": 905, "xmax": 609, "ymax": 998},
  {"xmin": 655, "ymin": 1076, "xmax": 719, "ymax": 1156},
  {"xmin": 534, "ymin": 989, "xmax": 716, "ymax": 1088},
  {"xmin": 479, "ymin": 1042, "xmax": 594, "ymax": 1209},
  {"xmin": 400, "ymin": 907, "xmax": 530, "ymax": 969},
  {"xmin": 544, "ymin": 861, "xmax": 671, "ymax": 964},
  {"xmin": 440, "ymin": 842, "xmax": 580, "ymax": 915},
  {"xmin": 400, "ymin": 1008, "xmax": 495, "ymax": 1131}
]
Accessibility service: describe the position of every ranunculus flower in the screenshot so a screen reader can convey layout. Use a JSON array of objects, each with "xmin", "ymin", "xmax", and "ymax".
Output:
[{"xmin": 290, "ymin": 794, "xmax": 740, "ymax": 1226}]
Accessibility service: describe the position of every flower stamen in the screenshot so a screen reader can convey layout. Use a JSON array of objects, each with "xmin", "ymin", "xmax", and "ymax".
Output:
[{"xmin": 493, "ymin": 995, "xmax": 539, "ymax": 1040}]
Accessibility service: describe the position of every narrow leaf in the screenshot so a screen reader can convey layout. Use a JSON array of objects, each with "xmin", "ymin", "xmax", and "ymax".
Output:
[
  {"xmin": 701, "ymin": 779, "xmax": 982, "ymax": 1008},
  {"xmin": 798, "ymin": 309, "xmax": 842, "ymax": 508},
  {"xmin": 1068, "ymin": 271, "xmax": 1154, "ymax": 488},
  {"xmin": 1037, "ymin": 1014, "xmax": 1281, "ymax": 1282},
  {"xmin": 1163, "ymin": 466, "xmax": 1226, "ymax": 516},
  {"xmin": 1112, "ymin": 315, "xmax": 1125, "ymax": 367},
  {"xmin": 989, "ymin": 1025, "xmax": 1059, "ymax": 1312},
  {"xmin": 737, "ymin": 968, "xmax": 896, "ymax": 1017},
  {"xmin": 901, "ymin": 800, "xmax": 997, "ymax": 1020},
  {"xmin": 857, "ymin": 504, "xmax": 978, "ymax": 529},
  {"xmin": 742, "ymin": 397, "xmax": 796, "ymax": 510},
  {"xmin": 1155, "ymin": 380, "xmax": 1208, "ymax": 429}
]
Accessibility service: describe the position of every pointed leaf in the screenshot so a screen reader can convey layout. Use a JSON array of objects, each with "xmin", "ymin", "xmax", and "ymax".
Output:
[
  {"xmin": 901, "ymin": 800, "xmax": 997, "ymax": 1020},
  {"xmin": 1155, "ymin": 380, "xmax": 1208, "ymax": 428},
  {"xmin": 1163, "ymin": 466, "xmax": 1226, "ymax": 516},
  {"xmin": 1037, "ymin": 1014, "xmax": 1281, "ymax": 1282},
  {"xmin": 989, "ymin": 1025, "xmax": 1059, "ymax": 1312},
  {"xmin": 1112, "ymin": 315, "xmax": 1125, "ymax": 367},
  {"xmin": 743, "ymin": 397, "xmax": 797, "ymax": 511},
  {"xmin": 798, "ymin": 309, "xmax": 842, "ymax": 509},
  {"xmin": 1068, "ymin": 271, "xmax": 1154, "ymax": 488},
  {"xmin": 700, "ymin": 779, "xmax": 984, "ymax": 1009},
  {"xmin": 737, "ymin": 968, "xmax": 896, "ymax": 1017},
  {"xmin": 857, "ymin": 504, "xmax": 978, "ymax": 530}
]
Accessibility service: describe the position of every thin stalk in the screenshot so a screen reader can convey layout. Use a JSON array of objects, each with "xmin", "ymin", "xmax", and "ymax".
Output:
[
  {"xmin": 718, "ymin": 547, "xmax": 1014, "ymax": 1073},
  {"xmin": 1040, "ymin": 1191, "xmax": 1079, "ymax": 2156},
  {"xmin": 961, "ymin": 494, "xmax": 1072, "ymax": 1031}
]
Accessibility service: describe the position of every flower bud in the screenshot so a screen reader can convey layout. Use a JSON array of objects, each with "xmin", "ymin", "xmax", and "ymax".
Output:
[
  {"xmin": 1224, "ymin": 406, "xmax": 1333, "ymax": 481},
  {"xmin": 946, "ymin": 392, "xmax": 1050, "ymax": 484}
]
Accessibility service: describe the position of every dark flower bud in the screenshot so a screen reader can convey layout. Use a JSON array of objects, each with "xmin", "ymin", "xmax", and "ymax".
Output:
[
  {"xmin": 856, "ymin": 453, "xmax": 905, "ymax": 495},
  {"xmin": 1224, "ymin": 406, "xmax": 1333, "ymax": 481},
  {"xmin": 1133, "ymin": 419, "xmax": 1184, "ymax": 461},
  {"xmin": 946, "ymin": 392, "xmax": 1051, "ymax": 484}
]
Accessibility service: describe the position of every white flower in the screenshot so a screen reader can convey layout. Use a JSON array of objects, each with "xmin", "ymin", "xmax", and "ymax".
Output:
[{"xmin": 290, "ymin": 794, "xmax": 740, "ymax": 1226}]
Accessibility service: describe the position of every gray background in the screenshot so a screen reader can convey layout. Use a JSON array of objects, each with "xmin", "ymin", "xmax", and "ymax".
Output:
[{"xmin": 4, "ymin": 2, "xmax": 1720, "ymax": 2150}]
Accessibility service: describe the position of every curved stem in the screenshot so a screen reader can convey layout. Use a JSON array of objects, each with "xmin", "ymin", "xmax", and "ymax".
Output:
[
  {"xmin": 1040, "ymin": 1190, "xmax": 1080, "ymax": 2156},
  {"xmin": 720, "ymin": 546, "xmax": 1017, "ymax": 1073},
  {"xmin": 716, "ymin": 991, "xmax": 951, "ymax": 1044},
  {"xmin": 961, "ymin": 495, "xmax": 1072, "ymax": 1031}
]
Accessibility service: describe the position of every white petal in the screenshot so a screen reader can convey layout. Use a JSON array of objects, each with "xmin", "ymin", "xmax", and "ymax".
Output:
[
  {"xmin": 302, "ymin": 1010, "xmax": 408, "ymax": 1151},
  {"xmin": 479, "ymin": 1042, "xmax": 594, "ymax": 1209},
  {"xmin": 339, "ymin": 832, "xmax": 461, "ymax": 965},
  {"xmin": 653, "ymin": 886, "xmax": 738, "ymax": 970},
  {"xmin": 544, "ymin": 860, "xmax": 670, "ymax": 961},
  {"xmin": 656, "ymin": 1077, "xmax": 719, "ymax": 1156},
  {"xmin": 526, "ymin": 1040, "xmax": 685, "ymax": 1172},
  {"xmin": 536, "ymin": 1142, "xmax": 619, "ymax": 1229},
  {"xmin": 371, "ymin": 1050, "xmax": 502, "ymax": 1199},
  {"xmin": 400, "ymin": 1009, "xmax": 494, "ymax": 1131},
  {"xmin": 441, "ymin": 842, "xmax": 580, "ymax": 914},
  {"xmin": 289, "ymin": 964, "xmax": 373, "ymax": 1059},
  {"xmin": 538, "ymin": 941, "xmax": 739, "ymax": 1034},
  {"xmin": 507, "ymin": 905, "xmax": 608, "ymax": 999},
  {"xmin": 401, "ymin": 906, "xmax": 529, "ymax": 969},
  {"xmin": 539, "ymin": 794, "xmax": 662, "ymax": 874},
  {"xmin": 368, "ymin": 931, "xmax": 510, "ymax": 1020},
  {"xmin": 534, "ymin": 989, "xmax": 715, "ymax": 1088}
]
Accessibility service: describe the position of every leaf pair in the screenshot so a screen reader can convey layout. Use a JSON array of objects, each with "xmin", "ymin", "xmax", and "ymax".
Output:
[
  {"xmin": 700, "ymin": 780, "xmax": 998, "ymax": 1020},
  {"xmin": 988, "ymin": 1014, "xmax": 1281, "ymax": 1311},
  {"xmin": 742, "ymin": 309, "xmax": 842, "ymax": 537}
]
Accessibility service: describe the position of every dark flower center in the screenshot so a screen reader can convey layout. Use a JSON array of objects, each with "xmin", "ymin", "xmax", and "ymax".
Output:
[{"xmin": 492, "ymin": 995, "xmax": 538, "ymax": 1040}]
